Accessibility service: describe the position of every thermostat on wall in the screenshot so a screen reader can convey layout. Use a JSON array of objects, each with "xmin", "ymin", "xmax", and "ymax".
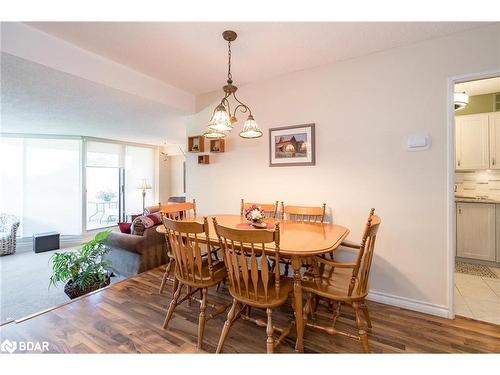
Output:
[{"xmin": 404, "ymin": 134, "xmax": 431, "ymax": 151}]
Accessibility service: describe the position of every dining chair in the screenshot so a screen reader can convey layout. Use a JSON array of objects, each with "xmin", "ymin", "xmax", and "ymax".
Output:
[
  {"xmin": 158, "ymin": 200, "xmax": 198, "ymax": 294},
  {"xmin": 277, "ymin": 202, "xmax": 327, "ymax": 275},
  {"xmin": 161, "ymin": 216, "xmax": 228, "ymax": 350},
  {"xmin": 213, "ymin": 218, "xmax": 294, "ymax": 354},
  {"xmin": 241, "ymin": 199, "xmax": 279, "ymax": 219},
  {"xmin": 280, "ymin": 201, "xmax": 326, "ymax": 222},
  {"xmin": 160, "ymin": 199, "xmax": 196, "ymax": 219},
  {"xmin": 301, "ymin": 208, "xmax": 381, "ymax": 353}
]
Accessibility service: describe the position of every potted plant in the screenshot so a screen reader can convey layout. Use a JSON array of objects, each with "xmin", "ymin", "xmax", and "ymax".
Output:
[{"xmin": 49, "ymin": 230, "xmax": 113, "ymax": 299}]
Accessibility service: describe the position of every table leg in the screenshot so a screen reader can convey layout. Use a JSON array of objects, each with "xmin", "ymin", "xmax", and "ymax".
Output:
[{"xmin": 292, "ymin": 256, "xmax": 304, "ymax": 353}]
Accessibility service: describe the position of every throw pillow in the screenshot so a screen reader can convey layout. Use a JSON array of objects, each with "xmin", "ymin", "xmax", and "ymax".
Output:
[
  {"xmin": 130, "ymin": 212, "xmax": 162, "ymax": 236},
  {"xmin": 118, "ymin": 222, "xmax": 132, "ymax": 234}
]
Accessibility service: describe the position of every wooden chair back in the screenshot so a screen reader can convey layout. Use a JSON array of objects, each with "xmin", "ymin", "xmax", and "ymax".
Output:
[
  {"xmin": 160, "ymin": 199, "xmax": 197, "ymax": 219},
  {"xmin": 213, "ymin": 218, "xmax": 283, "ymax": 305},
  {"xmin": 241, "ymin": 199, "xmax": 279, "ymax": 219},
  {"xmin": 161, "ymin": 216, "xmax": 217, "ymax": 284},
  {"xmin": 353, "ymin": 209, "xmax": 381, "ymax": 296},
  {"xmin": 281, "ymin": 202, "xmax": 326, "ymax": 223}
]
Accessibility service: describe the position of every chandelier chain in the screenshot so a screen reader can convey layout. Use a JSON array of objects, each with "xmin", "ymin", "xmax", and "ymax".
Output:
[{"xmin": 227, "ymin": 40, "xmax": 232, "ymax": 83}]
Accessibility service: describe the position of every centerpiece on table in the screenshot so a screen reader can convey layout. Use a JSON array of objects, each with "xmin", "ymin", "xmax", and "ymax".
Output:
[
  {"xmin": 244, "ymin": 204, "xmax": 268, "ymax": 228},
  {"xmin": 49, "ymin": 230, "xmax": 114, "ymax": 299}
]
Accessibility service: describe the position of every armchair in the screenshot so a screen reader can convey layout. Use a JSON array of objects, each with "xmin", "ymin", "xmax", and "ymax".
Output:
[{"xmin": 0, "ymin": 214, "xmax": 20, "ymax": 256}]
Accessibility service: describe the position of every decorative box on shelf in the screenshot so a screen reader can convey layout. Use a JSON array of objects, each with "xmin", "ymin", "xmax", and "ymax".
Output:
[
  {"xmin": 198, "ymin": 155, "xmax": 210, "ymax": 164},
  {"xmin": 188, "ymin": 135, "xmax": 205, "ymax": 153},
  {"xmin": 209, "ymin": 139, "xmax": 225, "ymax": 153}
]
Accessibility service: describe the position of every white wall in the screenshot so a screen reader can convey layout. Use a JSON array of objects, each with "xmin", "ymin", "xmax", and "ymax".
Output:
[
  {"xmin": 186, "ymin": 24, "xmax": 500, "ymax": 316},
  {"xmin": 169, "ymin": 156, "xmax": 185, "ymax": 197}
]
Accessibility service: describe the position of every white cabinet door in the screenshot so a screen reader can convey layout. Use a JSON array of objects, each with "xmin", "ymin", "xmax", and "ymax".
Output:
[
  {"xmin": 455, "ymin": 114, "xmax": 489, "ymax": 170},
  {"xmin": 489, "ymin": 112, "xmax": 500, "ymax": 169},
  {"xmin": 456, "ymin": 203, "xmax": 496, "ymax": 261}
]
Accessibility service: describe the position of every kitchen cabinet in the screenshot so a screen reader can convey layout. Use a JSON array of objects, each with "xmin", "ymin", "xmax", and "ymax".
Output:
[
  {"xmin": 455, "ymin": 114, "xmax": 489, "ymax": 170},
  {"xmin": 456, "ymin": 202, "xmax": 496, "ymax": 261},
  {"xmin": 488, "ymin": 112, "xmax": 500, "ymax": 170}
]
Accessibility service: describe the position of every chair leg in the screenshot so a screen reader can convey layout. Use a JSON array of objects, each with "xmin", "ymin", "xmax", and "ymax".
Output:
[
  {"xmin": 163, "ymin": 282, "xmax": 183, "ymax": 329},
  {"xmin": 353, "ymin": 302, "xmax": 370, "ymax": 353},
  {"xmin": 187, "ymin": 286, "xmax": 192, "ymax": 307},
  {"xmin": 266, "ymin": 308, "xmax": 275, "ymax": 354},
  {"xmin": 332, "ymin": 301, "xmax": 342, "ymax": 327},
  {"xmin": 360, "ymin": 302, "xmax": 372, "ymax": 329},
  {"xmin": 216, "ymin": 299, "xmax": 238, "ymax": 353},
  {"xmin": 197, "ymin": 288, "xmax": 208, "ymax": 350},
  {"xmin": 159, "ymin": 258, "xmax": 174, "ymax": 294},
  {"xmin": 303, "ymin": 293, "xmax": 313, "ymax": 320},
  {"xmin": 172, "ymin": 277, "xmax": 179, "ymax": 299}
]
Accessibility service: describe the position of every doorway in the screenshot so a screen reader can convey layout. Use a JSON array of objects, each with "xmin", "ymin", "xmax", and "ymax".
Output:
[{"xmin": 451, "ymin": 74, "xmax": 500, "ymax": 325}]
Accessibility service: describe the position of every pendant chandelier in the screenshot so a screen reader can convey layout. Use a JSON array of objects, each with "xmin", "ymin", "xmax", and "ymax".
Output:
[{"xmin": 203, "ymin": 30, "xmax": 262, "ymax": 139}]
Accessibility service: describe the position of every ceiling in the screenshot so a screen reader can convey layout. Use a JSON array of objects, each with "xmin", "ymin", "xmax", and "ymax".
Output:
[
  {"xmin": 1, "ymin": 52, "xmax": 186, "ymax": 145},
  {"xmin": 26, "ymin": 22, "xmax": 489, "ymax": 95},
  {"xmin": 455, "ymin": 77, "xmax": 500, "ymax": 96}
]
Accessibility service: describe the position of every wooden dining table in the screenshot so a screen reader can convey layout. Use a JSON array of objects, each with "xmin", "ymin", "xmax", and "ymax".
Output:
[{"xmin": 156, "ymin": 214, "xmax": 350, "ymax": 352}]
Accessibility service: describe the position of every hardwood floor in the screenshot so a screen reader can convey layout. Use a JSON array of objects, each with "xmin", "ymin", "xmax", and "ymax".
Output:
[{"xmin": 1, "ymin": 267, "xmax": 499, "ymax": 353}]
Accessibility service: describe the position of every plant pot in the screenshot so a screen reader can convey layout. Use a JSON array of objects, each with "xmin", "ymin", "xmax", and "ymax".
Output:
[{"xmin": 64, "ymin": 276, "xmax": 111, "ymax": 299}]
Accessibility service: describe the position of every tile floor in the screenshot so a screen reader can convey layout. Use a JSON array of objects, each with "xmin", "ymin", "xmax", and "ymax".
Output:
[{"xmin": 454, "ymin": 266, "xmax": 500, "ymax": 325}]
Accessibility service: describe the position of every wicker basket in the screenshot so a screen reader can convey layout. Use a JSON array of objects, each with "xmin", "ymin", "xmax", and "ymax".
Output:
[{"xmin": 64, "ymin": 276, "xmax": 111, "ymax": 299}]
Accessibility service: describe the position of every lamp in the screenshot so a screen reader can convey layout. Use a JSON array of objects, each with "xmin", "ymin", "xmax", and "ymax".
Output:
[
  {"xmin": 139, "ymin": 179, "xmax": 152, "ymax": 214},
  {"xmin": 204, "ymin": 30, "xmax": 262, "ymax": 139},
  {"xmin": 454, "ymin": 92, "xmax": 469, "ymax": 111},
  {"xmin": 239, "ymin": 114, "xmax": 263, "ymax": 139}
]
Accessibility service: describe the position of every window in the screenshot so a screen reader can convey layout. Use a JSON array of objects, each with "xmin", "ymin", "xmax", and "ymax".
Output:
[
  {"xmin": 85, "ymin": 141, "xmax": 157, "ymax": 229},
  {"xmin": 85, "ymin": 141, "xmax": 123, "ymax": 230},
  {"xmin": 0, "ymin": 137, "xmax": 82, "ymax": 237},
  {"xmin": 125, "ymin": 145, "xmax": 156, "ymax": 216},
  {"xmin": 1, "ymin": 136, "xmax": 157, "ymax": 238}
]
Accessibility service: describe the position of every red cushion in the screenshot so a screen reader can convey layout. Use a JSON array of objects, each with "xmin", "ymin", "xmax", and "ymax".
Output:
[
  {"xmin": 146, "ymin": 213, "xmax": 161, "ymax": 225},
  {"xmin": 118, "ymin": 222, "xmax": 132, "ymax": 234}
]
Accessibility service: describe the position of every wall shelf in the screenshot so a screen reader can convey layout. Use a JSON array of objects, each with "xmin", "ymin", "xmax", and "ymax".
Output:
[
  {"xmin": 198, "ymin": 155, "xmax": 210, "ymax": 164},
  {"xmin": 209, "ymin": 139, "xmax": 225, "ymax": 153},
  {"xmin": 188, "ymin": 135, "xmax": 205, "ymax": 153}
]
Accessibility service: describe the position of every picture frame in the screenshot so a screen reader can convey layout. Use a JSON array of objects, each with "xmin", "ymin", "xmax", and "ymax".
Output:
[{"xmin": 269, "ymin": 123, "xmax": 315, "ymax": 167}]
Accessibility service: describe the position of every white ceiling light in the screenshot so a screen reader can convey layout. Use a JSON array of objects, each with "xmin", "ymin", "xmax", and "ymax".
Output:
[{"xmin": 454, "ymin": 92, "xmax": 469, "ymax": 111}]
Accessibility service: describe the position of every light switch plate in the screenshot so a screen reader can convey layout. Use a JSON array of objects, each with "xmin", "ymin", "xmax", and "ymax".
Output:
[{"xmin": 404, "ymin": 134, "xmax": 431, "ymax": 151}]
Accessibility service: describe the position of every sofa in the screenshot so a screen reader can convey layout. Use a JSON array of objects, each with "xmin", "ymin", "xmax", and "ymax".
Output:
[
  {"xmin": 105, "ymin": 205, "xmax": 168, "ymax": 278},
  {"xmin": 0, "ymin": 214, "xmax": 20, "ymax": 256}
]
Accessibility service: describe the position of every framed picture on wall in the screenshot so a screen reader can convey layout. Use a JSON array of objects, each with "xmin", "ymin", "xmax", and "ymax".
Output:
[{"xmin": 269, "ymin": 123, "xmax": 315, "ymax": 167}]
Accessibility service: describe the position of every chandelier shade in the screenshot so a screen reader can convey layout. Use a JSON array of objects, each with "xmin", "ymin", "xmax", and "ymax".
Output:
[
  {"xmin": 203, "ymin": 127, "xmax": 226, "ymax": 139},
  {"xmin": 239, "ymin": 115, "xmax": 263, "ymax": 139},
  {"xmin": 204, "ymin": 30, "xmax": 262, "ymax": 139},
  {"xmin": 208, "ymin": 105, "xmax": 233, "ymax": 132}
]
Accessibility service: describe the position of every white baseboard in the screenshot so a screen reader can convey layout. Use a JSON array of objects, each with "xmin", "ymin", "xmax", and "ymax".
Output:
[{"xmin": 367, "ymin": 290, "xmax": 450, "ymax": 318}]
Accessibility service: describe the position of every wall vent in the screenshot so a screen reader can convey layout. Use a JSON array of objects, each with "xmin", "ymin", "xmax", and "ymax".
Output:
[{"xmin": 496, "ymin": 93, "xmax": 500, "ymax": 111}]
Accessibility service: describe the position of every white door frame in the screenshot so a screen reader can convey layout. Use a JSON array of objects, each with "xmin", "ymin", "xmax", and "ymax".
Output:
[{"xmin": 447, "ymin": 69, "xmax": 500, "ymax": 319}]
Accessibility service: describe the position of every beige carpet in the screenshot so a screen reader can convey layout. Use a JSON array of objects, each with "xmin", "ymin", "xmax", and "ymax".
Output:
[{"xmin": 0, "ymin": 247, "xmax": 124, "ymax": 324}]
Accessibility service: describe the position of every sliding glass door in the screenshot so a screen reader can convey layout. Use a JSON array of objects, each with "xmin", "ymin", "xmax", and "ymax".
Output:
[
  {"xmin": 85, "ymin": 167, "xmax": 121, "ymax": 230},
  {"xmin": 84, "ymin": 140, "xmax": 157, "ymax": 230}
]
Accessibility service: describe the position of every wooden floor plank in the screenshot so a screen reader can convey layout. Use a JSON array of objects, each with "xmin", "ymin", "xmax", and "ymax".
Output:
[{"xmin": 1, "ymin": 267, "xmax": 499, "ymax": 354}]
